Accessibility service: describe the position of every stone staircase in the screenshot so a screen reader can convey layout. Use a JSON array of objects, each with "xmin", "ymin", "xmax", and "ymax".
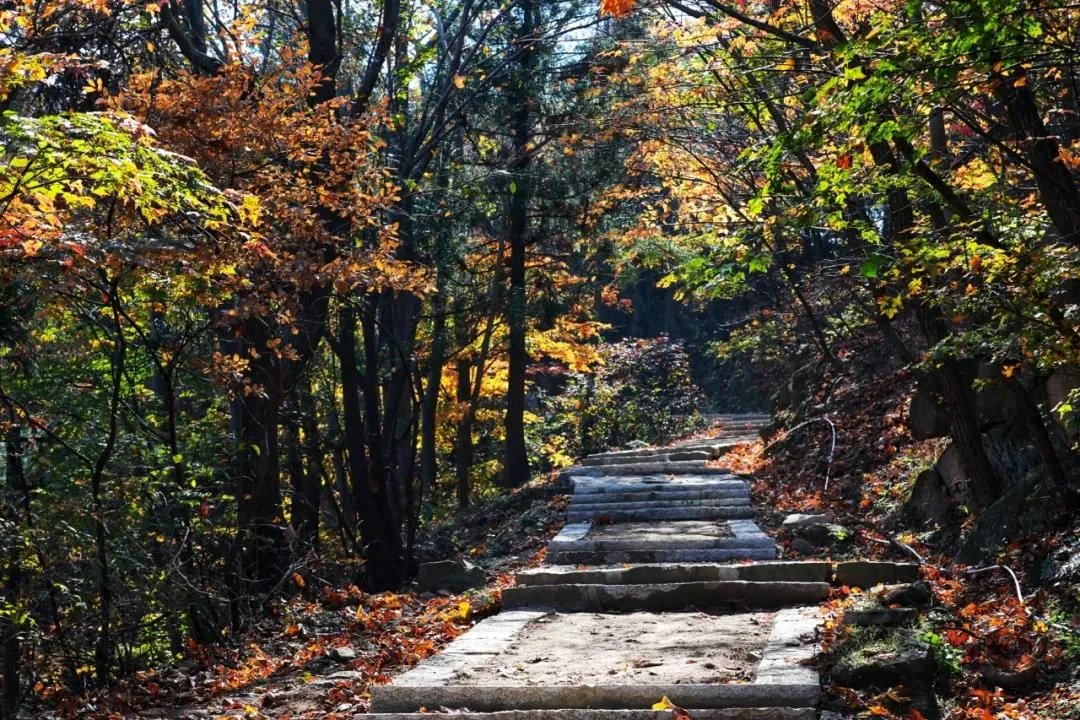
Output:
[{"xmin": 367, "ymin": 415, "xmax": 916, "ymax": 720}]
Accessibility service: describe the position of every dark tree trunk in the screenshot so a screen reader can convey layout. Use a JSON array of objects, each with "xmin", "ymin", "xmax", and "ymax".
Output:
[
  {"xmin": 1, "ymin": 421, "xmax": 28, "ymax": 718},
  {"xmin": 454, "ymin": 355, "xmax": 474, "ymax": 508},
  {"xmin": 502, "ymin": 0, "xmax": 536, "ymax": 489},
  {"xmin": 991, "ymin": 68, "xmax": 1080, "ymax": 246}
]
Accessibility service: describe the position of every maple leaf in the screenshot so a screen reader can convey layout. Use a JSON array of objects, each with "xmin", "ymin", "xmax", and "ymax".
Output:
[{"xmin": 599, "ymin": 0, "xmax": 634, "ymax": 16}]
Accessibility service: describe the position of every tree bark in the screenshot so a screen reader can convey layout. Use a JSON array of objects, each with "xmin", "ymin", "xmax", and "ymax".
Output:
[{"xmin": 502, "ymin": 0, "xmax": 536, "ymax": 489}]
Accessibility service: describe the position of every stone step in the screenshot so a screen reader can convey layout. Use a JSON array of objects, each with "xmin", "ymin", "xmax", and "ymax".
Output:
[
  {"xmin": 370, "ymin": 683, "xmax": 818, "ymax": 713},
  {"xmin": 573, "ymin": 462, "xmax": 734, "ymax": 477},
  {"xmin": 582, "ymin": 450, "xmax": 715, "ymax": 466},
  {"xmin": 551, "ymin": 533, "xmax": 775, "ymax": 553},
  {"xmin": 365, "ymin": 710, "xmax": 816, "ymax": 720},
  {"xmin": 569, "ymin": 497, "xmax": 751, "ymax": 512},
  {"xmin": 565, "ymin": 506, "xmax": 755, "ymax": 523},
  {"xmin": 571, "ymin": 488, "xmax": 751, "ymax": 503},
  {"xmin": 573, "ymin": 477, "xmax": 746, "ymax": 495},
  {"xmin": 548, "ymin": 547, "xmax": 778, "ymax": 564},
  {"xmin": 515, "ymin": 562, "xmax": 834, "ymax": 586},
  {"xmin": 501, "ymin": 580, "xmax": 830, "ymax": 612}
]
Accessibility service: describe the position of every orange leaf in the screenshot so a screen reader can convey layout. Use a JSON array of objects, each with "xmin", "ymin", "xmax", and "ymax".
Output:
[{"xmin": 599, "ymin": 0, "xmax": 634, "ymax": 16}]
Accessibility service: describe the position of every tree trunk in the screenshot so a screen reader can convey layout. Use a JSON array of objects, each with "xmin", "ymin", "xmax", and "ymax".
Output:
[
  {"xmin": 502, "ymin": 0, "xmax": 536, "ymax": 489},
  {"xmin": 454, "ymin": 355, "xmax": 474, "ymax": 508},
  {"xmin": 1, "ymin": 421, "xmax": 28, "ymax": 718}
]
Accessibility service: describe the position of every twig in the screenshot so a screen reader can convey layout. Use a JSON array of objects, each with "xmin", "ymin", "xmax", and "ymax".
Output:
[
  {"xmin": 865, "ymin": 533, "xmax": 925, "ymax": 564},
  {"xmin": 966, "ymin": 564, "xmax": 1024, "ymax": 604}
]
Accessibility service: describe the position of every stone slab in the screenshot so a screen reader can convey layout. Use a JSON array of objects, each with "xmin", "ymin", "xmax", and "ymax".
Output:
[
  {"xmin": 551, "ymin": 529, "xmax": 774, "ymax": 551},
  {"xmin": 566, "ymin": 507, "xmax": 755, "ymax": 523},
  {"xmin": 549, "ymin": 548, "xmax": 778, "ymax": 565},
  {"xmin": 754, "ymin": 606, "xmax": 821, "ymax": 687},
  {"xmin": 572, "ymin": 462, "xmax": 736, "ymax": 477},
  {"xmin": 736, "ymin": 562, "xmax": 833, "ymax": 583},
  {"xmin": 550, "ymin": 522, "xmax": 592, "ymax": 544},
  {"xmin": 570, "ymin": 498, "xmax": 750, "ymax": 512},
  {"xmin": 515, "ymin": 562, "xmax": 833, "ymax": 587},
  {"xmin": 572, "ymin": 477, "xmax": 744, "ymax": 494},
  {"xmin": 389, "ymin": 611, "xmax": 548, "ymax": 686},
  {"xmin": 363, "ymin": 709, "xmax": 817, "ymax": 720},
  {"xmin": 834, "ymin": 561, "xmax": 920, "ymax": 588},
  {"xmin": 459, "ymin": 611, "xmax": 770, "ymax": 685},
  {"xmin": 516, "ymin": 564, "xmax": 741, "ymax": 586},
  {"xmin": 370, "ymin": 683, "xmax": 819, "ymax": 712},
  {"xmin": 570, "ymin": 488, "xmax": 750, "ymax": 503},
  {"xmin": 501, "ymin": 581, "xmax": 830, "ymax": 612}
]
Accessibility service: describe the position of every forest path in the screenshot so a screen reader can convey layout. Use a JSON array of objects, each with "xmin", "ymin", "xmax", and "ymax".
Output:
[{"xmin": 368, "ymin": 416, "xmax": 918, "ymax": 720}]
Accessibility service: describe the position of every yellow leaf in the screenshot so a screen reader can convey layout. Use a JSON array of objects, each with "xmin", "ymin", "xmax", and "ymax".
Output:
[
  {"xmin": 459, "ymin": 600, "xmax": 471, "ymax": 619},
  {"xmin": 775, "ymin": 58, "xmax": 796, "ymax": 72},
  {"xmin": 652, "ymin": 696, "xmax": 674, "ymax": 711},
  {"xmin": 452, "ymin": 74, "xmax": 466, "ymax": 89}
]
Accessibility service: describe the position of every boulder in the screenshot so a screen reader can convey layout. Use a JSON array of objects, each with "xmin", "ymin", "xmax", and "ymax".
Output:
[
  {"xmin": 788, "ymin": 538, "xmax": 819, "ymax": 556},
  {"xmin": 781, "ymin": 512, "xmax": 834, "ymax": 528},
  {"xmin": 809, "ymin": 524, "xmax": 851, "ymax": 547},
  {"xmin": 901, "ymin": 469, "xmax": 951, "ymax": 526},
  {"xmin": 330, "ymin": 645, "xmax": 358, "ymax": 662},
  {"xmin": 414, "ymin": 559, "xmax": 486, "ymax": 593},
  {"xmin": 909, "ymin": 388, "xmax": 948, "ymax": 440},
  {"xmin": 1046, "ymin": 368, "xmax": 1080, "ymax": 437},
  {"xmin": 881, "ymin": 581, "xmax": 933, "ymax": 608},
  {"xmin": 832, "ymin": 632, "xmax": 939, "ymax": 719},
  {"xmin": 832, "ymin": 636, "xmax": 934, "ymax": 688},
  {"xmin": 957, "ymin": 471, "xmax": 1062, "ymax": 565},
  {"xmin": 1042, "ymin": 535, "xmax": 1080, "ymax": 586}
]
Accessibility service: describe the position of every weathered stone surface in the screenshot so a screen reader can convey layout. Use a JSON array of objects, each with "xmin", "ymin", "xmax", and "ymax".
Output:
[
  {"xmin": 832, "ymin": 638, "xmax": 934, "ymax": 689},
  {"xmin": 737, "ymin": 561, "xmax": 833, "ymax": 583},
  {"xmin": 362, "ymin": 709, "xmax": 817, "ymax": 720},
  {"xmin": 501, "ymin": 581, "xmax": 830, "ymax": 612},
  {"xmin": 787, "ymin": 539, "xmax": 819, "ymax": 557},
  {"xmin": 831, "ymin": 631, "xmax": 941, "ymax": 717},
  {"xmin": 901, "ymin": 469, "xmax": 952, "ymax": 526},
  {"xmin": 957, "ymin": 470, "xmax": 1062, "ymax": 565},
  {"xmin": 834, "ymin": 561, "xmax": 920, "ymax": 588},
  {"xmin": 516, "ymin": 562, "xmax": 833, "ymax": 586},
  {"xmin": 570, "ymin": 488, "xmax": 751, "ymax": 504},
  {"xmin": 330, "ymin": 645, "xmax": 358, "ymax": 662},
  {"xmin": 566, "ymin": 506, "xmax": 754, "ymax": 523},
  {"xmin": 550, "ymin": 521, "xmax": 772, "ymax": 553},
  {"xmin": 572, "ymin": 476, "xmax": 745, "ymax": 495},
  {"xmin": 370, "ymin": 683, "xmax": 820, "ymax": 713},
  {"xmin": 1042, "ymin": 534, "xmax": 1080, "ymax": 586},
  {"xmin": 515, "ymin": 564, "xmax": 739, "ymax": 586},
  {"xmin": 549, "ymin": 547, "xmax": 779, "ymax": 565},
  {"xmin": 668, "ymin": 450, "xmax": 715, "ymax": 462},
  {"xmin": 781, "ymin": 513, "xmax": 833, "ymax": 528},
  {"xmin": 415, "ymin": 559, "xmax": 486, "ymax": 592},
  {"xmin": 572, "ymin": 462, "xmax": 735, "ymax": 477},
  {"xmin": 881, "ymin": 581, "xmax": 933, "ymax": 608},
  {"xmin": 569, "ymin": 498, "xmax": 750, "ymax": 512},
  {"xmin": 790, "ymin": 523, "xmax": 850, "ymax": 547},
  {"xmin": 753, "ymin": 606, "xmax": 821, "ymax": 687}
]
